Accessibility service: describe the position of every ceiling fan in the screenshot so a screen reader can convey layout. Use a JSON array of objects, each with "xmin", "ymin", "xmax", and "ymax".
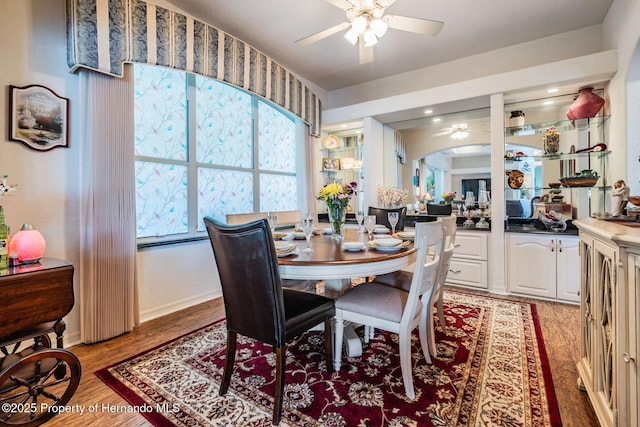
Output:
[
  {"xmin": 295, "ymin": 0, "xmax": 444, "ymax": 64},
  {"xmin": 432, "ymin": 123, "xmax": 470, "ymax": 139}
]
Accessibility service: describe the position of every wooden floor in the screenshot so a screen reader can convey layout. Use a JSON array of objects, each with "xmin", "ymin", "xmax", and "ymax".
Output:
[{"xmin": 52, "ymin": 288, "xmax": 599, "ymax": 426}]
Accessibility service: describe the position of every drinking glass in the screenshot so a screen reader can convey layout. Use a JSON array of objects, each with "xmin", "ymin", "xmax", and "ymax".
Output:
[
  {"xmin": 301, "ymin": 217, "xmax": 314, "ymax": 252},
  {"xmin": 364, "ymin": 215, "xmax": 377, "ymax": 241},
  {"xmin": 267, "ymin": 213, "xmax": 278, "ymax": 231},
  {"xmin": 356, "ymin": 210, "xmax": 365, "ymax": 233},
  {"xmin": 388, "ymin": 212, "xmax": 399, "ymax": 235}
]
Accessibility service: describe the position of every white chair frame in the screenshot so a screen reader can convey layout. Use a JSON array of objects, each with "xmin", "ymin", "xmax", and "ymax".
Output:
[{"xmin": 333, "ymin": 221, "xmax": 444, "ymax": 399}]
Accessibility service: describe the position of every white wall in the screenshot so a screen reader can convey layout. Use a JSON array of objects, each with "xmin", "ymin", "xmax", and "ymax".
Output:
[
  {"xmin": 603, "ymin": 0, "xmax": 640, "ymax": 195},
  {"xmin": 0, "ymin": 0, "xmax": 83, "ymax": 344}
]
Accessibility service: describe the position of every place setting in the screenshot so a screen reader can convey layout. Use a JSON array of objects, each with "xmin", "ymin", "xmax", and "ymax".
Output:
[
  {"xmin": 393, "ymin": 231, "xmax": 415, "ymax": 241},
  {"xmin": 367, "ymin": 236, "xmax": 411, "ymax": 252},
  {"xmin": 342, "ymin": 241, "xmax": 367, "ymax": 252},
  {"xmin": 274, "ymin": 240, "xmax": 297, "ymax": 257}
]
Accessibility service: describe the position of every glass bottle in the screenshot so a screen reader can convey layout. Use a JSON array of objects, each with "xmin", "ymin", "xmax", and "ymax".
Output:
[{"xmin": 0, "ymin": 206, "xmax": 9, "ymax": 269}]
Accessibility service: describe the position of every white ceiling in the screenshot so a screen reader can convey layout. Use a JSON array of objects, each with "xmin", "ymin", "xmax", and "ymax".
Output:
[{"xmin": 163, "ymin": 0, "xmax": 613, "ymax": 92}]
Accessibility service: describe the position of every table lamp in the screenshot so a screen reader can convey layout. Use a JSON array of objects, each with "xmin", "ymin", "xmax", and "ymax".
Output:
[{"xmin": 11, "ymin": 223, "xmax": 46, "ymax": 264}]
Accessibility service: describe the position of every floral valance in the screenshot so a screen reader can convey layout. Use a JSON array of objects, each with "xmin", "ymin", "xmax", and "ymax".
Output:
[{"xmin": 66, "ymin": 0, "xmax": 321, "ymax": 136}]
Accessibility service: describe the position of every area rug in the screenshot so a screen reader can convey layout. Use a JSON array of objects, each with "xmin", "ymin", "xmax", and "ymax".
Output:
[{"xmin": 95, "ymin": 290, "xmax": 561, "ymax": 426}]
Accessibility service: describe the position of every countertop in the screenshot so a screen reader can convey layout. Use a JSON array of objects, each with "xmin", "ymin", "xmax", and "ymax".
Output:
[{"xmin": 574, "ymin": 216, "xmax": 640, "ymax": 246}]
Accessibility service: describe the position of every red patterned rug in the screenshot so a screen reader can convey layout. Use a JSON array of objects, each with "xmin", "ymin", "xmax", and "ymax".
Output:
[{"xmin": 95, "ymin": 291, "xmax": 561, "ymax": 426}]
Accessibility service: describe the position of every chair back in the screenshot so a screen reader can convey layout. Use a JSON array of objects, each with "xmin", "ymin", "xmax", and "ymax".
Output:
[
  {"xmin": 368, "ymin": 206, "xmax": 407, "ymax": 231},
  {"xmin": 435, "ymin": 215, "xmax": 457, "ymax": 286},
  {"xmin": 204, "ymin": 217, "xmax": 285, "ymax": 346},
  {"xmin": 402, "ymin": 221, "xmax": 443, "ymax": 324},
  {"xmin": 226, "ymin": 212, "xmax": 267, "ymax": 225}
]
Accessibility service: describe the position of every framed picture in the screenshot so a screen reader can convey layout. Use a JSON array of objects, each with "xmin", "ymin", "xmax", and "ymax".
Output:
[
  {"xmin": 9, "ymin": 84, "xmax": 69, "ymax": 151},
  {"xmin": 322, "ymin": 158, "xmax": 340, "ymax": 171}
]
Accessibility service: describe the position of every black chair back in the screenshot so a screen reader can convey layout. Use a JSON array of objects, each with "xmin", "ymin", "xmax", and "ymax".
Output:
[
  {"xmin": 204, "ymin": 217, "xmax": 285, "ymax": 346},
  {"xmin": 368, "ymin": 206, "xmax": 407, "ymax": 231}
]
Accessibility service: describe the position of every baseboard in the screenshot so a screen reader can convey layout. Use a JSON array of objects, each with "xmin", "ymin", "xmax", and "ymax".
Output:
[{"xmin": 139, "ymin": 290, "xmax": 222, "ymax": 323}]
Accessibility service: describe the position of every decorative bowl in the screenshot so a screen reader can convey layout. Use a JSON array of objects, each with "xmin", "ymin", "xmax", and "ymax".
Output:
[
  {"xmin": 628, "ymin": 196, "xmax": 640, "ymax": 207},
  {"xmin": 548, "ymin": 182, "xmax": 561, "ymax": 189},
  {"xmin": 559, "ymin": 176, "xmax": 600, "ymax": 187}
]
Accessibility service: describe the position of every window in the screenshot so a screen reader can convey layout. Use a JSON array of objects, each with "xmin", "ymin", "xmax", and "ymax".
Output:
[{"xmin": 134, "ymin": 64, "xmax": 299, "ymax": 240}]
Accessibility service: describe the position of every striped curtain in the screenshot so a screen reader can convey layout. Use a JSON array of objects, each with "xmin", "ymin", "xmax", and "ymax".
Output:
[{"xmin": 66, "ymin": 0, "xmax": 322, "ymax": 136}]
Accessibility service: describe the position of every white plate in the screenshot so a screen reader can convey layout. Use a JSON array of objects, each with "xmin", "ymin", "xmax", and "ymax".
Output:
[
  {"xmin": 374, "ymin": 224, "xmax": 387, "ymax": 229},
  {"xmin": 367, "ymin": 241, "xmax": 408, "ymax": 252},
  {"xmin": 274, "ymin": 241, "xmax": 295, "ymax": 251},
  {"xmin": 373, "ymin": 237, "xmax": 403, "ymax": 247},
  {"xmin": 373, "ymin": 228, "xmax": 390, "ymax": 234},
  {"xmin": 321, "ymin": 228, "xmax": 333, "ymax": 234},
  {"xmin": 343, "ymin": 241, "xmax": 365, "ymax": 251},
  {"xmin": 292, "ymin": 232, "xmax": 307, "ymax": 239},
  {"xmin": 394, "ymin": 232, "xmax": 415, "ymax": 240}
]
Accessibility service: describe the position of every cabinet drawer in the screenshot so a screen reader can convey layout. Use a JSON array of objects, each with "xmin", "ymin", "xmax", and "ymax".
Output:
[
  {"xmin": 453, "ymin": 232, "xmax": 488, "ymax": 260},
  {"xmin": 447, "ymin": 258, "xmax": 488, "ymax": 289}
]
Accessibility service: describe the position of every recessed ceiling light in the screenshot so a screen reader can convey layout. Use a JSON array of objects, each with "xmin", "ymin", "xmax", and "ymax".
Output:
[
  {"xmin": 341, "ymin": 124, "xmax": 348, "ymax": 128},
  {"xmin": 424, "ymin": 109, "xmax": 433, "ymax": 115},
  {"xmin": 544, "ymin": 100, "xmax": 554, "ymax": 105},
  {"xmin": 547, "ymin": 88, "xmax": 559, "ymax": 93},
  {"xmin": 432, "ymin": 117, "xmax": 441, "ymax": 123}
]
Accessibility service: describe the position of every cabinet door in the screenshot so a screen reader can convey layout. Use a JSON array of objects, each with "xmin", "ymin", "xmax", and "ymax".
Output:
[
  {"xmin": 507, "ymin": 234, "xmax": 556, "ymax": 299},
  {"xmin": 556, "ymin": 236, "xmax": 580, "ymax": 303},
  {"xmin": 591, "ymin": 239, "xmax": 617, "ymax": 427},
  {"xmin": 621, "ymin": 252, "xmax": 640, "ymax": 427}
]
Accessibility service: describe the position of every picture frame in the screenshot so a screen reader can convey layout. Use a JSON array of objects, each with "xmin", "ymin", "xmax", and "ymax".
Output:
[
  {"xmin": 322, "ymin": 158, "xmax": 340, "ymax": 171},
  {"xmin": 9, "ymin": 84, "xmax": 69, "ymax": 151}
]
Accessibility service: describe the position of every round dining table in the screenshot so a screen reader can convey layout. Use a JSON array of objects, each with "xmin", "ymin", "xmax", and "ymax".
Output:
[{"xmin": 277, "ymin": 225, "xmax": 416, "ymax": 356}]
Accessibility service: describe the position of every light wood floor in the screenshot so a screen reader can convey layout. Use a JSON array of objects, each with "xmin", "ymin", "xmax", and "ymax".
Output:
[{"xmin": 52, "ymin": 289, "xmax": 598, "ymax": 426}]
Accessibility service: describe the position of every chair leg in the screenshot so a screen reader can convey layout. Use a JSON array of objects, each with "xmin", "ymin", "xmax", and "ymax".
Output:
[
  {"xmin": 273, "ymin": 345, "xmax": 286, "ymax": 425},
  {"xmin": 219, "ymin": 330, "xmax": 237, "ymax": 395},
  {"xmin": 333, "ymin": 314, "xmax": 344, "ymax": 371},
  {"xmin": 399, "ymin": 330, "xmax": 416, "ymax": 399},
  {"xmin": 419, "ymin": 304, "xmax": 433, "ymax": 363},
  {"xmin": 436, "ymin": 295, "xmax": 447, "ymax": 334},
  {"xmin": 324, "ymin": 319, "xmax": 333, "ymax": 373}
]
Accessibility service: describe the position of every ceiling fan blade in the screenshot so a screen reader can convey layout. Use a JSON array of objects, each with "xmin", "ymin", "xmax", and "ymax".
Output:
[
  {"xmin": 432, "ymin": 130, "xmax": 452, "ymax": 137},
  {"xmin": 295, "ymin": 22, "xmax": 351, "ymax": 47},
  {"xmin": 324, "ymin": 0, "xmax": 356, "ymax": 9},
  {"xmin": 359, "ymin": 38, "xmax": 374, "ymax": 64},
  {"xmin": 385, "ymin": 15, "xmax": 444, "ymax": 36}
]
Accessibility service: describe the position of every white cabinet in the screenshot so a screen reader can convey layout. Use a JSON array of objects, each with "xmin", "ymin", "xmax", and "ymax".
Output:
[
  {"xmin": 576, "ymin": 228, "xmax": 617, "ymax": 427},
  {"xmin": 575, "ymin": 218, "xmax": 640, "ymax": 427},
  {"xmin": 506, "ymin": 233, "xmax": 579, "ymax": 303},
  {"xmin": 621, "ymin": 251, "xmax": 640, "ymax": 427},
  {"xmin": 448, "ymin": 231, "xmax": 488, "ymax": 289}
]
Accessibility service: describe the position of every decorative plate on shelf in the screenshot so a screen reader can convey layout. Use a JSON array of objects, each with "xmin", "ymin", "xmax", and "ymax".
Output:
[
  {"xmin": 322, "ymin": 135, "xmax": 340, "ymax": 149},
  {"xmin": 559, "ymin": 176, "xmax": 600, "ymax": 187}
]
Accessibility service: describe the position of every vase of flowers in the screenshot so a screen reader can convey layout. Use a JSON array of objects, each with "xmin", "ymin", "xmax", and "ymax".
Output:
[
  {"xmin": 317, "ymin": 181, "xmax": 357, "ymax": 241},
  {"xmin": 377, "ymin": 186, "xmax": 409, "ymax": 209},
  {"xmin": 441, "ymin": 191, "xmax": 456, "ymax": 204}
]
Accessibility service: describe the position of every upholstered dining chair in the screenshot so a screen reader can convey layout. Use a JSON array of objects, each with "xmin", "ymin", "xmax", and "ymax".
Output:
[
  {"xmin": 333, "ymin": 221, "xmax": 444, "ymax": 399},
  {"xmin": 370, "ymin": 216, "xmax": 457, "ymax": 357},
  {"xmin": 368, "ymin": 206, "xmax": 407, "ymax": 231},
  {"xmin": 203, "ymin": 217, "xmax": 335, "ymax": 425}
]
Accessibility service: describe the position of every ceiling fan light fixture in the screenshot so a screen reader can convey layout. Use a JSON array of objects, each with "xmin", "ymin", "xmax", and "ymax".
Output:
[
  {"xmin": 351, "ymin": 15, "xmax": 368, "ymax": 33},
  {"xmin": 451, "ymin": 129, "xmax": 470, "ymax": 140},
  {"xmin": 363, "ymin": 29, "xmax": 378, "ymax": 47},
  {"xmin": 344, "ymin": 28, "xmax": 359, "ymax": 44},
  {"xmin": 370, "ymin": 18, "xmax": 388, "ymax": 37}
]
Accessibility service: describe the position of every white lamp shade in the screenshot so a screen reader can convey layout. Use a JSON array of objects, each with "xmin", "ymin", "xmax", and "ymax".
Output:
[
  {"xmin": 370, "ymin": 18, "xmax": 388, "ymax": 37},
  {"xmin": 344, "ymin": 27, "xmax": 359, "ymax": 45},
  {"xmin": 363, "ymin": 29, "xmax": 378, "ymax": 47},
  {"xmin": 351, "ymin": 16, "xmax": 368, "ymax": 34},
  {"xmin": 11, "ymin": 224, "xmax": 46, "ymax": 263}
]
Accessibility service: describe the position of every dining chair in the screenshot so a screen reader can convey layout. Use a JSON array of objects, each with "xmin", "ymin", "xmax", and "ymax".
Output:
[
  {"xmin": 203, "ymin": 217, "xmax": 335, "ymax": 425},
  {"xmin": 368, "ymin": 206, "xmax": 407, "ymax": 231},
  {"xmin": 370, "ymin": 216, "xmax": 457, "ymax": 357},
  {"xmin": 333, "ymin": 221, "xmax": 444, "ymax": 399}
]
